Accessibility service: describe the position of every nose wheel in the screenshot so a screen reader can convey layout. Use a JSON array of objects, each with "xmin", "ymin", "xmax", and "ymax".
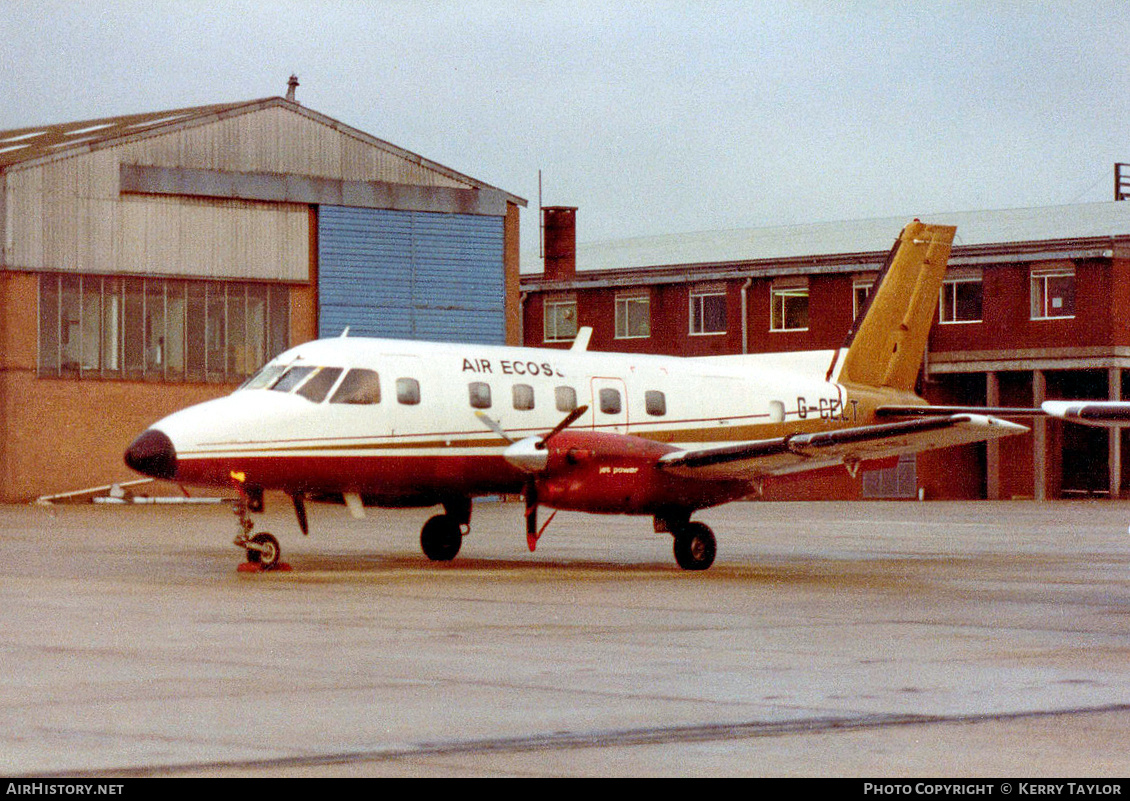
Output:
[
  {"xmin": 241, "ymin": 532, "xmax": 282, "ymax": 570},
  {"xmin": 231, "ymin": 490, "xmax": 284, "ymax": 571}
]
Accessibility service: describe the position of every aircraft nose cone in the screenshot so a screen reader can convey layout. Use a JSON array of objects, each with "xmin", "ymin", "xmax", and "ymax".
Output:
[{"xmin": 124, "ymin": 429, "xmax": 178, "ymax": 480}]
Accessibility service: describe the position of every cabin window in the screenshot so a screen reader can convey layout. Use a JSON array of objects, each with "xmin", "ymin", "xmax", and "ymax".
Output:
[
  {"xmin": 397, "ymin": 377, "xmax": 421, "ymax": 405},
  {"xmin": 615, "ymin": 293, "xmax": 650, "ymax": 339},
  {"xmin": 1031, "ymin": 264, "xmax": 1075, "ymax": 319},
  {"xmin": 544, "ymin": 297, "xmax": 578, "ymax": 342},
  {"xmin": 645, "ymin": 390, "xmax": 667, "ymax": 416},
  {"xmin": 513, "ymin": 384, "xmax": 535, "ymax": 411},
  {"xmin": 271, "ymin": 366, "xmax": 316, "ymax": 393},
  {"xmin": 241, "ymin": 363, "xmax": 287, "ymax": 391},
  {"xmin": 330, "ymin": 369, "xmax": 381, "ymax": 404},
  {"xmin": 599, "ymin": 388, "xmax": 622, "ymax": 415},
  {"xmin": 37, "ymin": 274, "xmax": 288, "ymax": 381},
  {"xmin": 468, "ymin": 381, "xmax": 492, "ymax": 409},
  {"xmin": 555, "ymin": 386, "xmax": 578, "ymax": 412},
  {"xmin": 297, "ymin": 367, "xmax": 343, "ymax": 403},
  {"xmin": 939, "ymin": 271, "xmax": 983, "ymax": 324},
  {"xmin": 770, "ymin": 280, "xmax": 809, "ymax": 331},
  {"xmin": 689, "ymin": 286, "xmax": 727, "ymax": 335}
]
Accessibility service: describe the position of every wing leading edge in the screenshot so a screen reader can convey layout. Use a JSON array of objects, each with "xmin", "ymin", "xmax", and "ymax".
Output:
[{"xmin": 657, "ymin": 414, "xmax": 1027, "ymax": 481}]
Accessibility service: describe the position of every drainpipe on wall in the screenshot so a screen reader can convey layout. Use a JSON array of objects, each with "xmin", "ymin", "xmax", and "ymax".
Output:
[
  {"xmin": 519, "ymin": 292, "xmax": 527, "ymax": 345},
  {"xmin": 740, "ymin": 278, "xmax": 752, "ymax": 354}
]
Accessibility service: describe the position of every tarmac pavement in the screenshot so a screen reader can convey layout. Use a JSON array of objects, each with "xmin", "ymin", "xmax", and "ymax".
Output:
[{"xmin": 1, "ymin": 498, "xmax": 1129, "ymax": 777}]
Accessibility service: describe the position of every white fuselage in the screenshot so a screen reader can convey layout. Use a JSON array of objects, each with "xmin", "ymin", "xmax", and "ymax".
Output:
[{"xmin": 137, "ymin": 336, "xmax": 861, "ymax": 505}]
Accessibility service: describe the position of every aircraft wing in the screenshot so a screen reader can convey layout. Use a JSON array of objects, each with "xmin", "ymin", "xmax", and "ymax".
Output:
[
  {"xmin": 878, "ymin": 401, "xmax": 1130, "ymax": 428},
  {"xmin": 657, "ymin": 414, "xmax": 1027, "ymax": 481}
]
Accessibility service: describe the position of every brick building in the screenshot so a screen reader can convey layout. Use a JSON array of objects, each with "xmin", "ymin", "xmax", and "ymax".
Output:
[{"xmin": 520, "ymin": 203, "xmax": 1130, "ymax": 501}]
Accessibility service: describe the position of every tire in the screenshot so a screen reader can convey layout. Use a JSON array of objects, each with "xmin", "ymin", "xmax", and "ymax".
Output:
[
  {"xmin": 248, "ymin": 532, "xmax": 281, "ymax": 570},
  {"xmin": 420, "ymin": 514, "xmax": 462, "ymax": 561},
  {"xmin": 673, "ymin": 522, "xmax": 716, "ymax": 571}
]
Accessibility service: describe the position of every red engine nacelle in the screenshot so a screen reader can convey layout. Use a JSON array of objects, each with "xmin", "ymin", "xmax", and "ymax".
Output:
[{"xmin": 535, "ymin": 430, "xmax": 751, "ymax": 515}]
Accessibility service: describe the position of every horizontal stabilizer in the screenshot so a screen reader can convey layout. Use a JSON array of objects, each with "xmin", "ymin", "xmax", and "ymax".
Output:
[
  {"xmin": 881, "ymin": 401, "xmax": 1130, "ymax": 428},
  {"xmin": 1041, "ymin": 401, "xmax": 1130, "ymax": 428},
  {"xmin": 658, "ymin": 414, "xmax": 1027, "ymax": 481}
]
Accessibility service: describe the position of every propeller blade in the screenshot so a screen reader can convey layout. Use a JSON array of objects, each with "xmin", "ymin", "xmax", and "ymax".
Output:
[
  {"xmin": 543, "ymin": 405, "xmax": 588, "ymax": 445},
  {"xmin": 525, "ymin": 480, "xmax": 538, "ymax": 550},
  {"xmin": 290, "ymin": 492, "xmax": 309, "ymax": 536},
  {"xmin": 474, "ymin": 411, "xmax": 514, "ymax": 444}
]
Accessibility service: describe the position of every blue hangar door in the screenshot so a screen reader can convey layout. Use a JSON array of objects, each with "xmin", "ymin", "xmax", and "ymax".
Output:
[{"xmin": 317, "ymin": 206, "xmax": 506, "ymax": 344}]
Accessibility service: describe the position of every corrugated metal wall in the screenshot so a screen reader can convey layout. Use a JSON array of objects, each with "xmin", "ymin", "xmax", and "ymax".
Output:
[
  {"xmin": 318, "ymin": 205, "xmax": 505, "ymax": 344},
  {"xmin": 2, "ymin": 104, "xmax": 477, "ymax": 281}
]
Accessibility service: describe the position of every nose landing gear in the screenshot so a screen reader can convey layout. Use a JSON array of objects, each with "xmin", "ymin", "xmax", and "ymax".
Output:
[{"xmin": 231, "ymin": 484, "xmax": 287, "ymax": 572}]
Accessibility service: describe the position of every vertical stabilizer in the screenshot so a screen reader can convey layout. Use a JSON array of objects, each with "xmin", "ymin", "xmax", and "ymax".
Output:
[{"xmin": 835, "ymin": 220, "xmax": 956, "ymax": 392}]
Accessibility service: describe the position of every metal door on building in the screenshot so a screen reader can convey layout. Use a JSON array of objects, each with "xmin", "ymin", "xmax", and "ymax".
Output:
[
  {"xmin": 862, "ymin": 454, "xmax": 918, "ymax": 499},
  {"xmin": 317, "ymin": 206, "xmax": 505, "ymax": 344}
]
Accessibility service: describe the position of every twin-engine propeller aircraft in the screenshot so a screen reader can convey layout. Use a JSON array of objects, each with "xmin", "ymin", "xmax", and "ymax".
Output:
[{"xmin": 123, "ymin": 220, "xmax": 1126, "ymax": 571}]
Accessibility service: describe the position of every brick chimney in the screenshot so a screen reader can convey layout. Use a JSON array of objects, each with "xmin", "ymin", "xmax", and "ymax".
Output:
[{"xmin": 542, "ymin": 206, "xmax": 577, "ymax": 281}]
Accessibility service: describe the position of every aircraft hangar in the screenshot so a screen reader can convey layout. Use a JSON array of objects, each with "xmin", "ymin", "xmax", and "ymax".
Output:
[{"xmin": 0, "ymin": 86, "xmax": 526, "ymax": 502}]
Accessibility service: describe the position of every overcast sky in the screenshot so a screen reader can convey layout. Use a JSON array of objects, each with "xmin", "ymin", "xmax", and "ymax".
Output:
[{"xmin": 4, "ymin": 1, "xmax": 1129, "ymax": 253}]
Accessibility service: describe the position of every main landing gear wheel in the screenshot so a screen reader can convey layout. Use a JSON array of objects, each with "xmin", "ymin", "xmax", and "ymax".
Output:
[
  {"xmin": 673, "ymin": 522, "xmax": 716, "ymax": 571},
  {"xmin": 245, "ymin": 532, "xmax": 281, "ymax": 570},
  {"xmin": 420, "ymin": 514, "xmax": 463, "ymax": 562}
]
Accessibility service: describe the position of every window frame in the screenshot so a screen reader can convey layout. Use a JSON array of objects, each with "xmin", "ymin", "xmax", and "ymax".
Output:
[
  {"xmin": 852, "ymin": 276, "xmax": 876, "ymax": 320},
  {"xmin": 689, "ymin": 285, "xmax": 727, "ymax": 336},
  {"xmin": 614, "ymin": 292, "xmax": 650, "ymax": 339},
  {"xmin": 770, "ymin": 280, "xmax": 809, "ymax": 332},
  {"xmin": 37, "ymin": 273, "xmax": 289, "ymax": 383},
  {"xmin": 938, "ymin": 271, "xmax": 984, "ymax": 325},
  {"xmin": 1030, "ymin": 265, "xmax": 1076, "ymax": 320},
  {"xmin": 543, "ymin": 296, "xmax": 578, "ymax": 342}
]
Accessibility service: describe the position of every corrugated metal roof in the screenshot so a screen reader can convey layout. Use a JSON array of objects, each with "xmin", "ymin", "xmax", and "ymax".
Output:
[
  {"xmin": 0, "ymin": 97, "xmax": 526, "ymax": 206},
  {"xmin": 555, "ymin": 202, "xmax": 1130, "ymax": 274},
  {"xmin": 0, "ymin": 101, "xmax": 253, "ymax": 168}
]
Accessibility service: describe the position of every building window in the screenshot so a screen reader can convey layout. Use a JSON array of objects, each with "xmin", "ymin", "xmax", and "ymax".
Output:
[
  {"xmin": 615, "ymin": 293, "xmax": 650, "ymax": 339},
  {"xmin": 689, "ymin": 285, "xmax": 727, "ymax": 335},
  {"xmin": 939, "ymin": 271, "xmax": 983, "ymax": 324},
  {"xmin": 544, "ymin": 296, "xmax": 577, "ymax": 342},
  {"xmin": 38, "ymin": 274, "xmax": 288, "ymax": 382},
  {"xmin": 770, "ymin": 280, "xmax": 809, "ymax": 331},
  {"xmin": 1031, "ymin": 265, "xmax": 1075, "ymax": 319},
  {"xmin": 853, "ymin": 276, "xmax": 876, "ymax": 320}
]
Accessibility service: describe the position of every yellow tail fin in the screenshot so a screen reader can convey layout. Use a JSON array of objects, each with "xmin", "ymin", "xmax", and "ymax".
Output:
[{"xmin": 835, "ymin": 220, "xmax": 956, "ymax": 392}]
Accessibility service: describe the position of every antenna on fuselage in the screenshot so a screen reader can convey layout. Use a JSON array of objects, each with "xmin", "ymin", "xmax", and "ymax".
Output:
[
  {"xmin": 340, "ymin": 326, "xmax": 350, "ymax": 338},
  {"xmin": 570, "ymin": 327, "xmax": 592, "ymax": 352}
]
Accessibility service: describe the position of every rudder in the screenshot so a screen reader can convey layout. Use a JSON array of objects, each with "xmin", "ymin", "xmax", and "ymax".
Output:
[{"xmin": 835, "ymin": 220, "xmax": 956, "ymax": 392}]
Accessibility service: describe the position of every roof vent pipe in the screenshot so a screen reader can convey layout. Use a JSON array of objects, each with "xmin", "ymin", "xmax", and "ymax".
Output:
[{"xmin": 286, "ymin": 75, "xmax": 300, "ymax": 103}]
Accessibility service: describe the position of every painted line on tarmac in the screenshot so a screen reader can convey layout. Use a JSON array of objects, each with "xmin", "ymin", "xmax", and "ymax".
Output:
[{"xmin": 42, "ymin": 702, "xmax": 1130, "ymax": 778}]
